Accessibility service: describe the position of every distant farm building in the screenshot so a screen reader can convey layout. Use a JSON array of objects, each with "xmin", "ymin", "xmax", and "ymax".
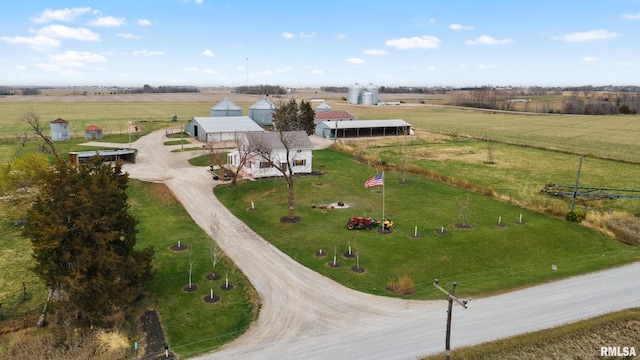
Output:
[
  {"xmin": 249, "ymin": 97, "xmax": 277, "ymax": 126},
  {"xmin": 185, "ymin": 116, "xmax": 264, "ymax": 142},
  {"xmin": 210, "ymin": 98, "xmax": 243, "ymax": 117},
  {"xmin": 83, "ymin": 124, "xmax": 103, "ymax": 140},
  {"xmin": 50, "ymin": 118, "xmax": 70, "ymax": 141},
  {"xmin": 314, "ymin": 102, "xmax": 332, "ymax": 112},
  {"xmin": 228, "ymin": 130, "xmax": 313, "ymax": 178},
  {"xmin": 348, "ymin": 83, "xmax": 380, "ymax": 105},
  {"xmin": 315, "ymin": 119, "xmax": 411, "ymax": 138},
  {"xmin": 68, "ymin": 149, "xmax": 135, "ymax": 166},
  {"xmin": 313, "ymin": 110, "xmax": 357, "ymax": 126}
]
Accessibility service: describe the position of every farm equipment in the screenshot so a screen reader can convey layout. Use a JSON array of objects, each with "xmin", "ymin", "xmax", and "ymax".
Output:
[
  {"xmin": 382, "ymin": 219, "xmax": 395, "ymax": 231},
  {"xmin": 347, "ymin": 216, "xmax": 379, "ymax": 230}
]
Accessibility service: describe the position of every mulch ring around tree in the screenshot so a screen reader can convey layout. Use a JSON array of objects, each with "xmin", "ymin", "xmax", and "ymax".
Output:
[
  {"xmin": 280, "ymin": 216, "xmax": 302, "ymax": 224},
  {"xmin": 140, "ymin": 309, "xmax": 175, "ymax": 359},
  {"xmin": 327, "ymin": 261, "xmax": 341, "ymax": 268},
  {"xmin": 170, "ymin": 244, "xmax": 188, "ymax": 251},
  {"xmin": 205, "ymin": 273, "xmax": 221, "ymax": 281},
  {"xmin": 220, "ymin": 283, "xmax": 234, "ymax": 291},
  {"xmin": 454, "ymin": 224, "xmax": 473, "ymax": 229},
  {"xmin": 343, "ymin": 251, "xmax": 356, "ymax": 258},
  {"xmin": 351, "ymin": 266, "xmax": 365, "ymax": 273},
  {"xmin": 202, "ymin": 294, "xmax": 220, "ymax": 303},
  {"xmin": 182, "ymin": 284, "xmax": 198, "ymax": 292},
  {"xmin": 314, "ymin": 250, "xmax": 327, "ymax": 258}
]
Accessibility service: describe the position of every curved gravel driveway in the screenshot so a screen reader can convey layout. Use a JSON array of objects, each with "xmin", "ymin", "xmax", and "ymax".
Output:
[{"xmin": 85, "ymin": 130, "xmax": 640, "ymax": 360}]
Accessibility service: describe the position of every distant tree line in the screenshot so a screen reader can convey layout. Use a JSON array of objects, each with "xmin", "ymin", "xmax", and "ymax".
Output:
[
  {"xmin": 21, "ymin": 88, "xmax": 41, "ymax": 95},
  {"xmin": 136, "ymin": 84, "xmax": 199, "ymax": 94},
  {"xmin": 234, "ymin": 85, "xmax": 287, "ymax": 95}
]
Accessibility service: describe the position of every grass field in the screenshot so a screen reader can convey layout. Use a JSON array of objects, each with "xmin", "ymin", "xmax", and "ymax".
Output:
[{"xmin": 214, "ymin": 148, "xmax": 640, "ymax": 299}]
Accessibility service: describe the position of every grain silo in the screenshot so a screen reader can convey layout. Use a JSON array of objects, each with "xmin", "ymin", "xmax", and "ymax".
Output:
[
  {"xmin": 210, "ymin": 98, "xmax": 243, "ymax": 117},
  {"xmin": 362, "ymin": 91, "xmax": 375, "ymax": 105},
  {"xmin": 83, "ymin": 124, "xmax": 103, "ymax": 140},
  {"xmin": 366, "ymin": 83, "xmax": 379, "ymax": 104},
  {"xmin": 348, "ymin": 83, "xmax": 364, "ymax": 104},
  {"xmin": 50, "ymin": 118, "xmax": 70, "ymax": 141},
  {"xmin": 249, "ymin": 97, "xmax": 276, "ymax": 126}
]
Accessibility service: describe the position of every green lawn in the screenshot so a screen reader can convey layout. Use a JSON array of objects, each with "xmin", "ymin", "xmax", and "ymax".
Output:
[{"xmin": 215, "ymin": 149, "xmax": 640, "ymax": 299}]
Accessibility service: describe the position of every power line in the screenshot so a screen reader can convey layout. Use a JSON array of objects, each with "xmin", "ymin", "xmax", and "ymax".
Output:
[{"xmin": 433, "ymin": 280, "xmax": 468, "ymax": 360}]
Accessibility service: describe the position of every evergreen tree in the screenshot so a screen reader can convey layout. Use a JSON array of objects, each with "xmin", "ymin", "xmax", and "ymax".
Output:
[
  {"xmin": 298, "ymin": 99, "xmax": 316, "ymax": 135},
  {"xmin": 272, "ymin": 98, "xmax": 316, "ymax": 135},
  {"xmin": 24, "ymin": 157, "xmax": 153, "ymax": 319}
]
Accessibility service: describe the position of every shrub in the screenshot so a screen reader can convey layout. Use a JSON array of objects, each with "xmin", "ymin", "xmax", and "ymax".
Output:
[
  {"xmin": 565, "ymin": 210, "xmax": 585, "ymax": 223},
  {"xmin": 385, "ymin": 275, "xmax": 416, "ymax": 296},
  {"xmin": 605, "ymin": 217, "xmax": 640, "ymax": 246}
]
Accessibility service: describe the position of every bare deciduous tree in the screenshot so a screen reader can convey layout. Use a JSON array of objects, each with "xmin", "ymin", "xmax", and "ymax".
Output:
[{"xmin": 20, "ymin": 108, "xmax": 60, "ymax": 160}]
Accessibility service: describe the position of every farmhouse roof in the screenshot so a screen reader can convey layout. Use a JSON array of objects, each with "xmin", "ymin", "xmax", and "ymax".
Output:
[
  {"xmin": 192, "ymin": 116, "xmax": 264, "ymax": 133},
  {"xmin": 50, "ymin": 118, "xmax": 68, "ymax": 124},
  {"xmin": 245, "ymin": 131, "xmax": 313, "ymax": 150},
  {"xmin": 314, "ymin": 110, "xmax": 357, "ymax": 121}
]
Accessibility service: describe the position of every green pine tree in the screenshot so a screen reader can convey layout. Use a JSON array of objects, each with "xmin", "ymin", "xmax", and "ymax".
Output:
[{"xmin": 24, "ymin": 157, "xmax": 154, "ymax": 319}]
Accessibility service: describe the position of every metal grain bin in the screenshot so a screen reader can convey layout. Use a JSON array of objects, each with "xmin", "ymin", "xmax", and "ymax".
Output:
[{"xmin": 210, "ymin": 98, "xmax": 243, "ymax": 117}]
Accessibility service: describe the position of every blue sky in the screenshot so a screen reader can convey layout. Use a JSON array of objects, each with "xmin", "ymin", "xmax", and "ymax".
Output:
[{"xmin": 2, "ymin": 0, "xmax": 640, "ymax": 88}]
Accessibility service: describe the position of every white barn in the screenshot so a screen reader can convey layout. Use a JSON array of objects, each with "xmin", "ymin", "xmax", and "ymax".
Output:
[
  {"xmin": 185, "ymin": 116, "xmax": 264, "ymax": 142},
  {"xmin": 228, "ymin": 131, "xmax": 313, "ymax": 178}
]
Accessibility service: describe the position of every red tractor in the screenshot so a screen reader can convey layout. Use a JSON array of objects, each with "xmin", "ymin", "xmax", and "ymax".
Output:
[{"xmin": 347, "ymin": 216, "xmax": 379, "ymax": 230}]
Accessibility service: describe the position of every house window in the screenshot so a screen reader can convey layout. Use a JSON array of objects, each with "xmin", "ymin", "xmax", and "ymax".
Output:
[
  {"xmin": 281, "ymin": 162, "xmax": 288, "ymax": 171},
  {"xmin": 294, "ymin": 159, "xmax": 306, "ymax": 166},
  {"xmin": 260, "ymin": 161, "xmax": 271, "ymax": 169}
]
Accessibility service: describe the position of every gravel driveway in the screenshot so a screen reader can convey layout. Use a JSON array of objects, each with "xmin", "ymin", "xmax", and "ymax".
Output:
[{"xmin": 86, "ymin": 130, "xmax": 640, "ymax": 360}]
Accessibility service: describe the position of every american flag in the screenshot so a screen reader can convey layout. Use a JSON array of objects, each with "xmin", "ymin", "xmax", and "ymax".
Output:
[{"xmin": 365, "ymin": 173, "xmax": 384, "ymax": 187}]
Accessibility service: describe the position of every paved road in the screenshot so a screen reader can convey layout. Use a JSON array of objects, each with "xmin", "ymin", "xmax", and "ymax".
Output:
[{"xmin": 87, "ymin": 130, "xmax": 640, "ymax": 360}]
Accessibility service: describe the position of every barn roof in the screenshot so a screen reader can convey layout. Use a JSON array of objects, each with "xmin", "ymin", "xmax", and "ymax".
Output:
[
  {"xmin": 50, "ymin": 118, "xmax": 68, "ymax": 124},
  {"xmin": 192, "ymin": 116, "xmax": 264, "ymax": 133},
  {"xmin": 314, "ymin": 110, "xmax": 357, "ymax": 121},
  {"xmin": 245, "ymin": 131, "xmax": 313, "ymax": 150},
  {"xmin": 318, "ymin": 119, "xmax": 410, "ymax": 129}
]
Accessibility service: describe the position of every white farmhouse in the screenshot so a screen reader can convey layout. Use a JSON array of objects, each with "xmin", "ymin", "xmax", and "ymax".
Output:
[{"xmin": 228, "ymin": 131, "xmax": 313, "ymax": 179}]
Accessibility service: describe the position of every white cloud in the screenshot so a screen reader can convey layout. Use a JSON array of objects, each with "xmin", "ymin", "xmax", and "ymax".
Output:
[
  {"xmin": 43, "ymin": 51, "xmax": 106, "ymax": 70},
  {"xmin": 195, "ymin": 0, "xmax": 204, "ymax": 4},
  {"xmin": 88, "ymin": 16, "xmax": 126, "ymax": 27},
  {"xmin": 256, "ymin": 70, "xmax": 272, "ymax": 77},
  {"xmin": 466, "ymin": 35, "xmax": 513, "ymax": 45},
  {"xmin": 615, "ymin": 61, "xmax": 631, "ymax": 67},
  {"xmin": 364, "ymin": 49, "xmax": 390, "ymax": 56},
  {"xmin": 30, "ymin": 7, "xmax": 91, "ymax": 23},
  {"xmin": 201, "ymin": 49, "xmax": 215, "ymax": 57},
  {"xmin": 299, "ymin": 32, "xmax": 316, "ymax": 38},
  {"xmin": 385, "ymin": 35, "xmax": 441, "ymax": 50},
  {"xmin": 553, "ymin": 29, "xmax": 621, "ymax": 42},
  {"xmin": 311, "ymin": 69, "xmax": 323, "ymax": 75},
  {"xmin": 622, "ymin": 12, "xmax": 640, "ymax": 20},
  {"xmin": 1, "ymin": 34, "xmax": 60, "ymax": 51},
  {"xmin": 427, "ymin": 66, "xmax": 436, "ymax": 71},
  {"xmin": 582, "ymin": 56, "xmax": 600, "ymax": 62},
  {"xmin": 477, "ymin": 64, "xmax": 497, "ymax": 69},
  {"xmin": 133, "ymin": 50, "xmax": 164, "ymax": 56},
  {"xmin": 183, "ymin": 67, "xmax": 199, "ymax": 72},
  {"xmin": 117, "ymin": 33, "xmax": 142, "ymax": 39},
  {"xmin": 449, "ymin": 24, "xmax": 473, "ymax": 30},
  {"xmin": 34, "ymin": 25, "xmax": 101, "ymax": 41},
  {"xmin": 347, "ymin": 58, "xmax": 365, "ymax": 64},
  {"xmin": 276, "ymin": 66, "xmax": 293, "ymax": 73},
  {"xmin": 137, "ymin": 19, "xmax": 152, "ymax": 26},
  {"xmin": 336, "ymin": 34, "xmax": 346, "ymax": 40},
  {"xmin": 281, "ymin": 32, "xmax": 295, "ymax": 39},
  {"xmin": 202, "ymin": 69, "xmax": 217, "ymax": 74}
]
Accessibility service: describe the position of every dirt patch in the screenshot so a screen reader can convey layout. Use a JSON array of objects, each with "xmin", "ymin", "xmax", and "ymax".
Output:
[
  {"xmin": 150, "ymin": 183, "xmax": 177, "ymax": 207},
  {"xmin": 139, "ymin": 310, "xmax": 174, "ymax": 359}
]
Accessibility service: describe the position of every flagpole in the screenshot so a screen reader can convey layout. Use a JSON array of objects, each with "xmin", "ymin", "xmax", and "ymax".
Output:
[{"xmin": 382, "ymin": 171, "xmax": 385, "ymax": 222}]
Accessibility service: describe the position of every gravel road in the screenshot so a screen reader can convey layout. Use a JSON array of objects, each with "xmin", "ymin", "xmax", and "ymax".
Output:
[{"xmin": 86, "ymin": 130, "xmax": 640, "ymax": 360}]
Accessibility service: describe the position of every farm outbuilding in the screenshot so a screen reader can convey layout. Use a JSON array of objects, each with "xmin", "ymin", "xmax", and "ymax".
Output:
[
  {"xmin": 185, "ymin": 116, "xmax": 264, "ymax": 142},
  {"xmin": 313, "ymin": 110, "xmax": 357, "ymax": 126},
  {"xmin": 315, "ymin": 102, "xmax": 332, "ymax": 112},
  {"xmin": 50, "ymin": 118, "xmax": 70, "ymax": 141},
  {"xmin": 68, "ymin": 149, "xmax": 135, "ymax": 166},
  {"xmin": 249, "ymin": 97, "xmax": 277, "ymax": 126},
  {"xmin": 315, "ymin": 119, "xmax": 412, "ymax": 138},
  {"xmin": 83, "ymin": 124, "xmax": 103, "ymax": 140},
  {"xmin": 210, "ymin": 98, "xmax": 243, "ymax": 117}
]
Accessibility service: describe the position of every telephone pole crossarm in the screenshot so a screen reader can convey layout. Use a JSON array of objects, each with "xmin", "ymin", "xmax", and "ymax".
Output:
[{"xmin": 433, "ymin": 280, "xmax": 468, "ymax": 360}]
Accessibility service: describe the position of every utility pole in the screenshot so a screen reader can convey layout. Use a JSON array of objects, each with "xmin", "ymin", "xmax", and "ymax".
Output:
[
  {"xmin": 433, "ymin": 280, "xmax": 468, "ymax": 360},
  {"xmin": 571, "ymin": 154, "xmax": 584, "ymax": 212}
]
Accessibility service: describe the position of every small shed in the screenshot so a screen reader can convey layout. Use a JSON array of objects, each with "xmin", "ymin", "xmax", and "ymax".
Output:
[
  {"xmin": 210, "ymin": 98, "xmax": 243, "ymax": 117},
  {"xmin": 315, "ymin": 102, "xmax": 332, "ymax": 112},
  {"xmin": 249, "ymin": 97, "xmax": 277, "ymax": 126},
  {"xmin": 84, "ymin": 124, "xmax": 103, "ymax": 140},
  {"xmin": 50, "ymin": 118, "xmax": 70, "ymax": 141}
]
